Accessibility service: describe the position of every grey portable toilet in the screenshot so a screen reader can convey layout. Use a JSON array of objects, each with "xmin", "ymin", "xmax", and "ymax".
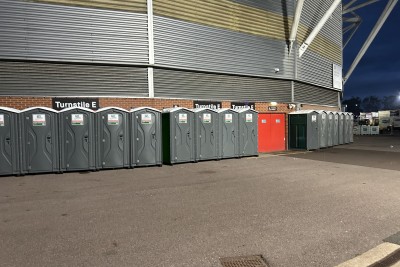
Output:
[
  {"xmin": 20, "ymin": 107, "xmax": 60, "ymax": 174},
  {"xmin": 96, "ymin": 107, "xmax": 130, "ymax": 169},
  {"xmin": 332, "ymin": 112, "xmax": 339, "ymax": 146},
  {"xmin": 338, "ymin": 112, "xmax": 345, "ymax": 145},
  {"xmin": 130, "ymin": 107, "xmax": 162, "ymax": 167},
  {"xmin": 217, "ymin": 108, "xmax": 239, "ymax": 159},
  {"xmin": 349, "ymin": 113, "xmax": 354, "ymax": 143},
  {"xmin": 0, "ymin": 107, "xmax": 20, "ymax": 176},
  {"xmin": 344, "ymin": 112, "xmax": 350, "ymax": 144},
  {"xmin": 238, "ymin": 108, "xmax": 258, "ymax": 157},
  {"xmin": 162, "ymin": 107, "xmax": 195, "ymax": 164},
  {"xmin": 326, "ymin": 111, "xmax": 334, "ymax": 147},
  {"xmin": 289, "ymin": 110, "xmax": 319, "ymax": 150},
  {"xmin": 59, "ymin": 107, "xmax": 96, "ymax": 172},
  {"xmin": 192, "ymin": 108, "xmax": 219, "ymax": 161},
  {"xmin": 316, "ymin": 110, "xmax": 328, "ymax": 148}
]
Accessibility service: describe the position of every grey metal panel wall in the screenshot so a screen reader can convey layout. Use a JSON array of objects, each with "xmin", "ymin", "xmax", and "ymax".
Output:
[
  {"xmin": 300, "ymin": 0, "xmax": 342, "ymax": 48},
  {"xmin": 298, "ymin": 50, "xmax": 333, "ymax": 89},
  {"xmin": 154, "ymin": 68, "xmax": 292, "ymax": 102},
  {"xmin": 230, "ymin": 0, "xmax": 294, "ymax": 16},
  {"xmin": 154, "ymin": 16, "xmax": 295, "ymax": 80},
  {"xmin": 0, "ymin": 61, "xmax": 148, "ymax": 96},
  {"xmin": 294, "ymin": 82, "xmax": 339, "ymax": 107},
  {"xmin": 0, "ymin": 0, "xmax": 148, "ymax": 64}
]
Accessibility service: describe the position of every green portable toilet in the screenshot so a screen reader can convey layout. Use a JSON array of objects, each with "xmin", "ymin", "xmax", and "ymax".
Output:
[
  {"xmin": 192, "ymin": 108, "xmax": 219, "ymax": 162},
  {"xmin": 338, "ymin": 112, "xmax": 345, "ymax": 145},
  {"xmin": 326, "ymin": 111, "xmax": 334, "ymax": 147},
  {"xmin": 162, "ymin": 107, "xmax": 195, "ymax": 164},
  {"xmin": 237, "ymin": 108, "xmax": 258, "ymax": 157},
  {"xmin": 316, "ymin": 110, "xmax": 328, "ymax": 148},
  {"xmin": 332, "ymin": 112, "xmax": 339, "ymax": 146},
  {"xmin": 349, "ymin": 113, "xmax": 354, "ymax": 143},
  {"xmin": 217, "ymin": 108, "xmax": 239, "ymax": 159},
  {"xmin": 289, "ymin": 110, "xmax": 319, "ymax": 150}
]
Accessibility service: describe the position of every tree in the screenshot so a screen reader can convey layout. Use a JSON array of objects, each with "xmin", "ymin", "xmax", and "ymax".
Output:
[
  {"xmin": 382, "ymin": 95, "xmax": 400, "ymax": 110},
  {"xmin": 342, "ymin": 96, "xmax": 362, "ymax": 115},
  {"xmin": 361, "ymin": 96, "xmax": 381, "ymax": 112}
]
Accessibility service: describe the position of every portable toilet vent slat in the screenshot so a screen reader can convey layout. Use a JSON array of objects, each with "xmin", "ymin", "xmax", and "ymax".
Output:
[
  {"xmin": 0, "ymin": 107, "xmax": 20, "ymax": 176},
  {"xmin": 193, "ymin": 108, "xmax": 219, "ymax": 161},
  {"xmin": 217, "ymin": 108, "xmax": 239, "ymax": 159},
  {"xmin": 60, "ymin": 107, "xmax": 96, "ymax": 172},
  {"xmin": 162, "ymin": 108, "xmax": 195, "ymax": 164},
  {"xmin": 238, "ymin": 108, "xmax": 258, "ymax": 157},
  {"xmin": 20, "ymin": 107, "xmax": 60, "ymax": 174},
  {"xmin": 96, "ymin": 107, "xmax": 130, "ymax": 169},
  {"xmin": 130, "ymin": 107, "xmax": 162, "ymax": 167},
  {"xmin": 289, "ymin": 110, "xmax": 319, "ymax": 150}
]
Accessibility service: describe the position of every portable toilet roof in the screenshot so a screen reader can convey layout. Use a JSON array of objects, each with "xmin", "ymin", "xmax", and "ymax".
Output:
[
  {"xmin": 162, "ymin": 107, "xmax": 193, "ymax": 113},
  {"xmin": 60, "ymin": 107, "xmax": 95, "ymax": 113},
  {"xmin": 237, "ymin": 108, "xmax": 258, "ymax": 113},
  {"xmin": 21, "ymin": 107, "xmax": 59, "ymax": 113},
  {"xmin": 130, "ymin": 107, "xmax": 160, "ymax": 113},
  {"xmin": 0, "ymin": 107, "xmax": 21, "ymax": 113},
  {"xmin": 96, "ymin": 106, "xmax": 129, "ymax": 113}
]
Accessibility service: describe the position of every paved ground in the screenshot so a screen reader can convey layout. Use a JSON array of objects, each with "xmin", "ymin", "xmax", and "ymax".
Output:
[{"xmin": 0, "ymin": 136, "xmax": 399, "ymax": 267}]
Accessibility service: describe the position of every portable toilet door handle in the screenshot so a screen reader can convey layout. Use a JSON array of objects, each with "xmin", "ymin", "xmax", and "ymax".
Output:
[
  {"xmin": 46, "ymin": 136, "xmax": 52, "ymax": 144},
  {"xmin": 5, "ymin": 137, "xmax": 10, "ymax": 145},
  {"xmin": 119, "ymin": 134, "xmax": 123, "ymax": 141},
  {"xmin": 84, "ymin": 135, "xmax": 89, "ymax": 143}
]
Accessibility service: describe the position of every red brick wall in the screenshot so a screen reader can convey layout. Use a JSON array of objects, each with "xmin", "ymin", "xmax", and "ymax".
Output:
[{"xmin": 0, "ymin": 96, "xmax": 52, "ymax": 110}]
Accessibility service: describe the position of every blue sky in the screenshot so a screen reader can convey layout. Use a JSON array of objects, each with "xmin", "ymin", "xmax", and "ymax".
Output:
[{"xmin": 342, "ymin": 0, "xmax": 400, "ymax": 99}]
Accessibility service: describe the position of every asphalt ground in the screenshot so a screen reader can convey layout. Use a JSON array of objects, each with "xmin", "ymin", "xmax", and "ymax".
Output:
[{"xmin": 1, "ymin": 136, "xmax": 400, "ymax": 267}]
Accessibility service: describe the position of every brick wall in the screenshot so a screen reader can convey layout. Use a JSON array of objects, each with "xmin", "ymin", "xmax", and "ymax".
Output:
[{"xmin": 0, "ymin": 96, "xmax": 52, "ymax": 110}]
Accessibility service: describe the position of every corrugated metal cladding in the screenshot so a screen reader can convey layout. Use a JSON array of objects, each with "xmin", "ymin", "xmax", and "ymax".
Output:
[
  {"xmin": 298, "ymin": 50, "xmax": 334, "ymax": 89},
  {"xmin": 294, "ymin": 82, "xmax": 339, "ymax": 107},
  {"xmin": 230, "ymin": 0, "xmax": 294, "ymax": 16},
  {"xmin": 0, "ymin": 0, "xmax": 148, "ymax": 64},
  {"xmin": 25, "ymin": 0, "xmax": 147, "ymax": 13},
  {"xmin": 153, "ymin": 0, "xmax": 292, "ymax": 41},
  {"xmin": 0, "ymin": 61, "xmax": 148, "ymax": 97},
  {"xmin": 154, "ymin": 16, "xmax": 295, "ymax": 79},
  {"xmin": 298, "ymin": 0, "xmax": 342, "ymax": 64},
  {"xmin": 154, "ymin": 69, "xmax": 292, "ymax": 102}
]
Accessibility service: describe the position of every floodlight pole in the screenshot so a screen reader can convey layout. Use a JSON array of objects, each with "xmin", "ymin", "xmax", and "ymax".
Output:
[{"xmin": 288, "ymin": 0, "xmax": 304, "ymax": 54}]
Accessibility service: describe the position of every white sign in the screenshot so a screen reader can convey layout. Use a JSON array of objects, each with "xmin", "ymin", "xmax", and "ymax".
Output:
[
  {"xmin": 203, "ymin": 113, "xmax": 211, "ymax": 123},
  {"xmin": 0, "ymin": 114, "xmax": 4, "ymax": 127},
  {"xmin": 225, "ymin": 114, "xmax": 233, "ymax": 123},
  {"xmin": 329, "ymin": 114, "xmax": 333, "ymax": 119},
  {"xmin": 333, "ymin": 64, "xmax": 343, "ymax": 90},
  {"xmin": 107, "ymin": 114, "xmax": 119, "ymax": 125},
  {"xmin": 141, "ymin": 113, "xmax": 152, "ymax": 124},
  {"xmin": 246, "ymin": 114, "xmax": 253, "ymax": 122},
  {"xmin": 71, "ymin": 114, "xmax": 84, "ymax": 126},
  {"xmin": 178, "ymin": 113, "xmax": 187, "ymax": 123},
  {"xmin": 32, "ymin": 114, "xmax": 46, "ymax": 126},
  {"xmin": 312, "ymin": 115, "xmax": 317, "ymax": 122},
  {"xmin": 276, "ymin": 119, "xmax": 281, "ymax": 123}
]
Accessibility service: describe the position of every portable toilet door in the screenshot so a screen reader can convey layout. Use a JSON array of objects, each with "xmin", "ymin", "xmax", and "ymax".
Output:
[
  {"xmin": 20, "ymin": 107, "xmax": 60, "ymax": 174},
  {"xmin": 217, "ymin": 108, "xmax": 239, "ymax": 159},
  {"xmin": 162, "ymin": 108, "xmax": 195, "ymax": 164},
  {"xmin": 238, "ymin": 108, "xmax": 258, "ymax": 157},
  {"xmin": 60, "ymin": 107, "xmax": 96, "ymax": 172},
  {"xmin": 96, "ymin": 107, "xmax": 130, "ymax": 169},
  {"xmin": 0, "ymin": 107, "xmax": 20, "ymax": 176},
  {"xmin": 338, "ymin": 112, "xmax": 344, "ymax": 145},
  {"xmin": 344, "ymin": 112, "xmax": 350, "ymax": 144},
  {"xmin": 349, "ymin": 113, "xmax": 354, "ymax": 143},
  {"xmin": 193, "ymin": 108, "xmax": 219, "ymax": 161},
  {"xmin": 333, "ymin": 112, "xmax": 339, "ymax": 146},
  {"xmin": 327, "ymin": 111, "xmax": 334, "ymax": 147},
  {"xmin": 130, "ymin": 107, "xmax": 162, "ymax": 167},
  {"xmin": 289, "ymin": 110, "xmax": 319, "ymax": 150},
  {"xmin": 317, "ymin": 111, "xmax": 328, "ymax": 148}
]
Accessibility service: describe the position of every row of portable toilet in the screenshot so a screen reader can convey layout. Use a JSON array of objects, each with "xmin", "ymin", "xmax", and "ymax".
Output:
[
  {"xmin": 0, "ymin": 106, "xmax": 163, "ymax": 176},
  {"xmin": 355, "ymin": 125, "xmax": 379, "ymax": 135},
  {"xmin": 162, "ymin": 107, "xmax": 258, "ymax": 164},
  {"xmin": 0, "ymin": 106, "xmax": 258, "ymax": 176},
  {"xmin": 289, "ymin": 110, "xmax": 354, "ymax": 150}
]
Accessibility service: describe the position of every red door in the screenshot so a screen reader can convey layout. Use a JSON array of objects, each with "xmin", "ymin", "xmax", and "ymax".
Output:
[
  {"xmin": 258, "ymin": 114, "xmax": 269, "ymax": 152},
  {"xmin": 258, "ymin": 113, "xmax": 286, "ymax": 152}
]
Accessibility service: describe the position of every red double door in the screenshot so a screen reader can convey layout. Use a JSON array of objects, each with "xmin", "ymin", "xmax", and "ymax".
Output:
[{"xmin": 258, "ymin": 113, "xmax": 286, "ymax": 152}]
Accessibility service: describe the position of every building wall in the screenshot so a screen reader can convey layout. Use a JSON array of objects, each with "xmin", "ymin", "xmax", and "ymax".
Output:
[{"xmin": 0, "ymin": 0, "xmax": 343, "ymax": 108}]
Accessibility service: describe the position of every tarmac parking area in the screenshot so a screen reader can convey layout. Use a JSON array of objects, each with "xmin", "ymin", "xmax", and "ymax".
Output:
[{"xmin": 0, "ymin": 136, "xmax": 400, "ymax": 267}]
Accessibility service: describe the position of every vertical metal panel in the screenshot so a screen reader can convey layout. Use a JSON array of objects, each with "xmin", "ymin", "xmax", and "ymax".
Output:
[
  {"xmin": 26, "ymin": 0, "xmax": 147, "ymax": 13},
  {"xmin": 154, "ymin": 68, "xmax": 292, "ymax": 102},
  {"xmin": 294, "ymin": 82, "xmax": 339, "ymax": 107},
  {"xmin": 0, "ymin": 61, "xmax": 148, "ymax": 97},
  {"xmin": 154, "ymin": 16, "xmax": 295, "ymax": 79},
  {"xmin": 0, "ymin": 0, "xmax": 149, "ymax": 64}
]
